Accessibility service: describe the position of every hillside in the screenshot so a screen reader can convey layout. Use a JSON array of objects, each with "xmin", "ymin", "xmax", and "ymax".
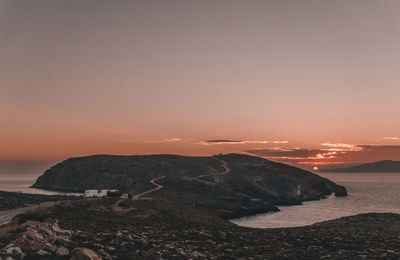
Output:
[
  {"xmin": 323, "ymin": 160, "xmax": 400, "ymax": 172},
  {"xmin": 32, "ymin": 153, "xmax": 347, "ymax": 218},
  {"xmin": 0, "ymin": 191, "xmax": 78, "ymax": 211}
]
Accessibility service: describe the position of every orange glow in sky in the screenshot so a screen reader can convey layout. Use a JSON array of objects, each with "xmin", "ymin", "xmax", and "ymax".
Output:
[{"xmin": 1, "ymin": 1, "xmax": 400, "ymax": 170}]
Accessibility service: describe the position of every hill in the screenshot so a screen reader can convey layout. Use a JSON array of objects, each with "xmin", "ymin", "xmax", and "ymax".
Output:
[
  {"xmin": 323, "ymin": 160, "xmax": 400, "ymax": 172},
  {"xmin": 32, "ymin": 153, "xmax": 347, "ymax": 218}
]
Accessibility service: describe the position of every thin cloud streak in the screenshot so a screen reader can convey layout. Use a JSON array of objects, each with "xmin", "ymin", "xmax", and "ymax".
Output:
[
  {"xmin": 297, "ymin": 161, "xmax": 345, "ymax": 166},
  {"xmin": 199, "ymin": 140, "xmax": 289, "ymax": 145},
  {"xmin": 145, "ymin": 138, "xmax": 182, "ymax": 143},
  {"xmin": 245, "ymin": 148, "xmax": 319, "ymax": 158},
  {"xmin": 381, "ymin": 137, "xmax": 400, "ymax": 140}
]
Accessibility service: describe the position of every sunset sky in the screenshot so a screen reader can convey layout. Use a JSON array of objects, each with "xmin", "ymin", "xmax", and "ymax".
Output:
[{"xmin": 1, "ymin": 0, "xmax": 400, "ymax": 171}]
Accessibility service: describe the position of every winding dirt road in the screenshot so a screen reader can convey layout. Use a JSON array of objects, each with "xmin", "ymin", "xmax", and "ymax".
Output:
[
  {"xmin": 197, "ymin": 157, "xmax": 230, "ymax": 179},
  {"xmin": 132, "ymin": 157, "xmax": 230, "ymax": 199},
  {"xmin": 3, "ymin": 158, "xmax": 231, "ymax": 222},
  {"xmin": 0, "ymin": 201, "xmax": 56, "ymax": 226},
  {"xmin": 133, "ymin": 176, "xmax": 166, "ymax": 199}
]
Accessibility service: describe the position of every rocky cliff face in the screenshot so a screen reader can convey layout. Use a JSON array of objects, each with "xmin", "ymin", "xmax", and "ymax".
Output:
[{"xmin": 32, "ymin": 153, "xmax": 347, "ymax": 218}]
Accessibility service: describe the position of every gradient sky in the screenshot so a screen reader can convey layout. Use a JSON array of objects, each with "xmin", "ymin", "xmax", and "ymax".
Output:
[{"xmin": 1, "ymin": 0, "xmax": 400, "ymax": 170}]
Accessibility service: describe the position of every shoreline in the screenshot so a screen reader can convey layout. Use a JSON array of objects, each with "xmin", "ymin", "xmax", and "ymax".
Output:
[
  {"xmin": 0, "ymin": 190, "xmax": 348, "ymax": 230},
  {"xmin": 0, "ymin": 188, "xmax": 340, "ymax": 223}
]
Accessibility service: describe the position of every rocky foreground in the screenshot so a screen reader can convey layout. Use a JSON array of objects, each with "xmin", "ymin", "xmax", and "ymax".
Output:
[
  {"xmin": 1, "ymin": 198, "xmax": 399, "ymax": 259},
  {"xmin": 32, "ymin": 153, "xmax": 347, "ymax": 218}
]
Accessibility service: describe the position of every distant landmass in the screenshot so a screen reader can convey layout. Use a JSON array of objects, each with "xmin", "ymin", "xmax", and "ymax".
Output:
[
  {"xmin": 32, "ymin": 153, "xmax": 347, "ymax": 218},
  {"xmin": 323, "ymin": 160, "xmax": 400, "ymax": 172}
]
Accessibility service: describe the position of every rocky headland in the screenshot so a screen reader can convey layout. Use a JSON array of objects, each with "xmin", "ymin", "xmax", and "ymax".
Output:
[{"xmin": 32, "ymin": 153, "xmax": 347, "ymax": 218}]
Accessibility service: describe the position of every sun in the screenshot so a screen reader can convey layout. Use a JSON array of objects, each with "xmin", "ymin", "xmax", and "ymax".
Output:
[{"xmin": 313, "ymin": 166, "xmax": 319, "ymax": 171}]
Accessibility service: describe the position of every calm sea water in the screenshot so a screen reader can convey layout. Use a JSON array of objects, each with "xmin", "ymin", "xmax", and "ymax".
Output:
[
  {"xmin": 0, "ymin": 174, "xmax": 118, "ymax": 197},
  {"xmin": 0, "ymin": 173, "xmax": 80, "ymax": 196},
  {"xmin": 232, "ymin": 172, "xmax": 400, "ymax": 228}
]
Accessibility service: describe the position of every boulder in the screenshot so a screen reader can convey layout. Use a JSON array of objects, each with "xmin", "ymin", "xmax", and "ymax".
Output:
[
  {"xmin": 35, "ymin": 250, "xmax": 51, "ymax": 256},
  {"xmin": 5, "ymin": 247, "xmax": 24, "ymax": 260},
  {"xmin": 334, "ymin": 186, "xmax": 348, "ymax": 197},
  {"xmin": 56, "ymin": 246, "xmax": 70, "ymax": 257},
  {"xmin": 52, "ymin": 222, "xmax": 72, "ymax": 236},
  {"xmin": 72, "ymin": 248, "xmax": 102, "ymax": 260}
]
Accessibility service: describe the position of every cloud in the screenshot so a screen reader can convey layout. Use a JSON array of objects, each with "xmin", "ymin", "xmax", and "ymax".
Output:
[
  {"xmin": 381, "ymin": 137, "xmax": 400, "ymax": 140},
  {"xmin": 246, "ymin": 144, "xmax": 400, "ymax": 168},
  {"xmin": 205, "ymin": 140, "xmax": 242, "ymax": 143},
  {"xmin": 297, "ymin": 161, "xmax": 345, "ymax": 166},
  {"xmin": 164, "ymin": 138, "xmax": 182, "ymax": 142},
  {"xmin": 245, "ymin": 148, "xmax": 320, "ymax": 159},
  {"xmin": 145, "ymin": 138, "xmax": 182, "ymax": 143},
  {"xmin": 200, "ymin": 140, "xmax": 289, "ymax": 145},
  {"xmin": 246, "ymin": 147, "xmax": 347, "ymax": 167},
  {"xmin": 320, "ymin": 142, "xmax": 363, "ymax": 152}
]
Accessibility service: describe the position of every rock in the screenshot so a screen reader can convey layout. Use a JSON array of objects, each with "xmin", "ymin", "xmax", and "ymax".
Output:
[
  {"xmin": 2, "ymin": 192, "xmax": 399, "ymax": 260},
  {"xmin": 56, "ymin": 246, "xmax": 69, "ymax": 257},
  {"xmin": 72, "ymin": 248, "xmax": 102, "ymax": 260},
  {"xmin": 192, "ymin": 251, "xmax": 206, "ymax": 257},
  {"xmin": 35, "ymin": 249, "xmax": 51, "ymax": 256},
  {"xmin": 25, "ymin": 228, "xmax": 44, "ymax": 241},
  {"xmin": 334, "ymin": 185, "xmax": 347, "ymax": 197},
  {"xmin": 52, "ymin": 222, "xmax": 72, "ymax": 236},
  {"xmin": 387, "ymin": 249, "xmax": 400, "ymax": 255},
  {"xmin": 97, "ymin": 249, "xmax": 112, "ymax": 259},
  {"xmin": 5, "ymin": 247, "xmax": 24, "ymax": 260},
  {"xmin": 56, "ymin": 235, "xmax": 76, "ymax": 247},
  {"xmin": 106, "ymin": 246, "xmax": 115, "ymax": 251}
]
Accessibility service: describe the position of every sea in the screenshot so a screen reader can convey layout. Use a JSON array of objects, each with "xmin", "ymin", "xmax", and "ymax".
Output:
[
  {"xmin": 1, "ymin": 171, "xmax": 399, "ymax": 228},
  {"xmin": 232, "ymin": 172, "xmax": 400, "ymax": 228},
  {"xmin": 0, "ymin": 173, "xmax": 67, "ymax": 195},
  {"xmin": 0, "ymin": 173, "xmax": 121, "ymax": 197}
]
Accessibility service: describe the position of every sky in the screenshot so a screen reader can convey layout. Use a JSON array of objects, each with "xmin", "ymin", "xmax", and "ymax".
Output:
[{"xmin": 1, "ymin": 0, "xmax": 400, "ymax": 171}]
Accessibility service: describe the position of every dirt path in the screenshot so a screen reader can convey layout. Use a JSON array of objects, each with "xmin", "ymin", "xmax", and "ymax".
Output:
[
  {"xmin": 111, "ymin": 176, "xmax": 166, "ymax": 212},
  {"xmin": 133, "ymin": 176, "xmax": 166, "ymax": 199},
  {"xmin": 197, "ymin": 157, "xmax": 230, "ymax": 179},
  {"xmin": 0, "ymin": 201, "xmax": 56, "ymax": 226},
  {"xmin": 115, "ymin": 157, "xmax": 229, "ymax": 208}
]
